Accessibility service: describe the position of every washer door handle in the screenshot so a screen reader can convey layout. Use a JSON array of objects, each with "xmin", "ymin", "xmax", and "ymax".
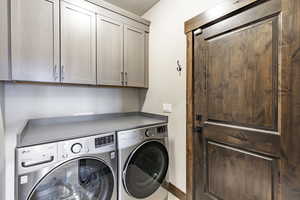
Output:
[{"xmin": 21, "ymin": 156, "xmax": 54, "ymax": 168}]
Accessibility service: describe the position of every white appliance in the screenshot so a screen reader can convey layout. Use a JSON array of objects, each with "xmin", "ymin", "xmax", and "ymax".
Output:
[
  {"xmin": 16, "ymin": 132, "xmax": 117, "ymax": 200},
  {"xmin": 118, "ymin": 124, "xmax": 169, "ymax": 200}
]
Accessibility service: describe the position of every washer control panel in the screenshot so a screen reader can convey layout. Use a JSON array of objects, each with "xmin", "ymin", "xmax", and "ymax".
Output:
[
  {"xmin": 17, "ymin": 143, "xmax": 58, "ymax": 174},
  {"xmin": 17, "ymin": 133, "xmax": 116, "ymax": 175},
  {"xmin": 59, "ymin": 139, "xmax": 88, "ymax": 160},
  {"xmin": 95, "ymin": 135, "xmax": 114, "ymax": 148},
  {"xmin": 58, "ymin": 133, "xmax": 115, "ymax": 160}
]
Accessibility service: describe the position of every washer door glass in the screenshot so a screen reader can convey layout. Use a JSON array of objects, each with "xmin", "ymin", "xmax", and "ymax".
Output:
[
  {"xmin": 29, "ymin": 158, "xmax": 114, "ymax": 200},
  {"xmin": 123, "ymin": 141, "xmax": 169, "ymax": 198}
]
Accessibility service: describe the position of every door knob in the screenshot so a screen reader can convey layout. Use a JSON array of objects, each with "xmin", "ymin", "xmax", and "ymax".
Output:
[
  {"xmin": 196, "ymin": 114, "xmax": 202, "ymax": 121},
  {"xmin": 194, "ymin": 126, "xmax": 203, "ymax": 134}
]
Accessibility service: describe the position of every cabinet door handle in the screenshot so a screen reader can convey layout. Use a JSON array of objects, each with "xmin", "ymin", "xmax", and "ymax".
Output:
[
  {"xmin": 61, "ymin": 65, "xmax": 65, "ymax": 81},
  {"xmin": 53, "ymin": 65, "xmax": 57, "ymax": 81},
  {"xmin": 121, "ymin": 72, "xmax": 124, "ymax": 85},
  {"xmin": 125, "ymin": 72, "xmax": 128, "ymax": 85}
]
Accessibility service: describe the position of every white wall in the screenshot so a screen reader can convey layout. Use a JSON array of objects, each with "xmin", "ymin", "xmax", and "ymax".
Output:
[
  {"xmin": 141, "ymin": 0, "xmax": 223, "ymax": 195},
  {"xmin": 4, "ymin": 83, "xmax": 140, "ymax": 200}
]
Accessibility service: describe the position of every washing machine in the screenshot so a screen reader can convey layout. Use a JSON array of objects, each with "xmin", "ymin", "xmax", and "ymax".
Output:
[
  {"xmin": 16, "ymin": 132, "xmax": 117, "ymax": 200},
  {"xmin": 118, "ymin": 124, "xmax": 169, "ymax": 200}
]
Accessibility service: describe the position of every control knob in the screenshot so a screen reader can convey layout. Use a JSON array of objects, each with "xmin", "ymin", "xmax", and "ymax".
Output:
[
  {"xmin": 71, "ymin": 143, "xmax": 83, "ymax": 154},
  {"xmin": 145, "ymin": 129, "xmax": 150, "ymax": 137}
]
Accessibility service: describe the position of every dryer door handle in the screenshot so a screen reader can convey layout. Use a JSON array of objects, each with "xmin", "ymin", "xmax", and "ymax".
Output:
[{"xmin": 21, "ymin": 156, "xmax": 55, "ymax": 168}]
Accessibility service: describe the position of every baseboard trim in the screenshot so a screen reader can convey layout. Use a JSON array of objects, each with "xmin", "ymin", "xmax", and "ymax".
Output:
[{"xmin": 166, "ymin": 182, "xmax": 187, "ymax": 200}]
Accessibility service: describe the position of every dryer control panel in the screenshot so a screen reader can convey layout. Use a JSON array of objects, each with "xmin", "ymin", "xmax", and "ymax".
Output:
[{"xmin": 118, "ymin": 124, "xmax": 168, "ymax": 149}]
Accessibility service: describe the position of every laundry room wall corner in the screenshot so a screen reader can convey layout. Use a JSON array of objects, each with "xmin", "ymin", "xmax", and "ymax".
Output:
[{"xmin": 140, "ymin": 0, "xmax": 226, "ymax": 194}]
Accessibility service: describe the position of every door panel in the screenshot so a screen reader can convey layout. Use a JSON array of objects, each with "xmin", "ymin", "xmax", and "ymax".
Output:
[
  {"xmin": 206, "ymin": 142, "xmax": 276, "ymax": 200},
  {"xmin": 124, "ymin": 25, "xmax": 145, "ymax": 87},
  {"xmin": 202, "ymin": 0, "xmax": 281, "ymax": 40},
  {"xmin": 203, "ymin": 123, "xmax": 280, "ymax": 157},
  {"xmin": 11, "ymin": 0, "xmax": 60, "ymax": 82},
  {"xmin": 61, "ymin": 1, "xmax": 96, "ymax": 85},
  {"xmin": 97, "ymin": 16, "xmax": 123, "ymax": 86},
  {"xmin": 207, "ymin": 18, "xmax": 278, "ymax": 130}
]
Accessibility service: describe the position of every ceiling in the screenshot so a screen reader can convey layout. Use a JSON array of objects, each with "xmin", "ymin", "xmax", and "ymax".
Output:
[{"xmin": 103, "ymin": 0, "xmax": 160, "ymax": 16}]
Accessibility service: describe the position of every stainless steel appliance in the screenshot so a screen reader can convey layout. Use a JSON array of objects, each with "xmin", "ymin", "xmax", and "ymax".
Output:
[
  {"xmin": 118, "ymin": 125, "xmax": 169, "ymax": 200},
  {"xmin": 16, "ymin": 132, "xmax": 117, "ymax": 200}
]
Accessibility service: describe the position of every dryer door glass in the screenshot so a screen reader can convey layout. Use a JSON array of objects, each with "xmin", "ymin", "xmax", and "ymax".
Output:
[
  {"xmin": 123, "ymin": 141, "xmax": 169, "ymax": 198},
  {"xmin": 29, "ymin": 158, "xmax": 114, "ymax": 200}
]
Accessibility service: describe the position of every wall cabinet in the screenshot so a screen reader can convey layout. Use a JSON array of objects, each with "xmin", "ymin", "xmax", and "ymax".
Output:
[
  {"xmin": 6, "ymin": 0, "xmax": 149, "ymax": 88},
  {"xmin": 97, "ymin": 16, "xmax": 124, "ymax": 86},
  {"xmin": 11, "ymin": 0, "xmax": 60, "ymax": 83},
  {"xmin": 97, "ymin": 17, "xmax": 148, "ymax": 87},
  {"xmin": 61, "ymin": 1, "xmax": 96, "ymax": 85},
  {"xmin": 124, "ymin": 25, "xmax": 146, "ymax": 87}
]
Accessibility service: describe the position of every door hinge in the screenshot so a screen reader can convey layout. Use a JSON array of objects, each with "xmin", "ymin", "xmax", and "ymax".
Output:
[{"xmin": 194, "ymin": 126, "xmax": 203, "ymax": 134}]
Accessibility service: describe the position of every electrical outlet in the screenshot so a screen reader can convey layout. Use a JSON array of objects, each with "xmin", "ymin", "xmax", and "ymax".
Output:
[{"xmin": 163, "ymin": 104, "xmax": 172, "ymax": 113}]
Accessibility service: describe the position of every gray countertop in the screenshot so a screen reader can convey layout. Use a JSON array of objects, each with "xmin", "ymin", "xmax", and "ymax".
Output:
[{"xmin": 17, "ymin": 112, "xmax": 168, "ymax": 148}]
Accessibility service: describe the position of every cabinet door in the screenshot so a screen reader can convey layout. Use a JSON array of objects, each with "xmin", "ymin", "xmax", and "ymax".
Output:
[
  {"xmin": 124, "ymin": 25, "xmax": 145, "ymax": 88},
  {"xmin": 144, "ymin": 33, "xmax": 149, "ymax": 88},
  {"xmin": 97, "ymin": 16, "xmax": 123, "ymax": 86},
  {"xmin": 0, "ymin": 0, "xmax": 10, "ymax": 80},
  {"xmin": 61, "ymin": 1, "xmax": 96, "ymax": 85},
  {"xmin": 11, "ymin": 0, "xmax": 60, "ymax": 82}
]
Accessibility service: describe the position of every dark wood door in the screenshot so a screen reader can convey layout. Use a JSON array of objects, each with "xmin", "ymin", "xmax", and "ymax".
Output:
[
  {"xmin": 196, "ymin": 14, "xmax": 280, "ymax": 199},
  {"xmin": 185, "ymin": 0, "xmax": 300, "ymax": 199}
]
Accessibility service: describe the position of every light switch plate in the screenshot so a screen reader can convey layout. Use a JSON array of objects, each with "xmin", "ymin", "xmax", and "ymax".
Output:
[{"xmin": 163, "ymin": 104, "xmax": 172, "ymax": 113}]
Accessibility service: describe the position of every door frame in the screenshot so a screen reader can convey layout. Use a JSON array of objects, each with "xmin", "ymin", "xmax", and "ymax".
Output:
[
  {"xmin": 185, "ymin": 30, "xmax": 194, "ymax": 200},
  {"xmin": 184, "ymin": 0, "xmax": 284, "ymax": 200}
]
